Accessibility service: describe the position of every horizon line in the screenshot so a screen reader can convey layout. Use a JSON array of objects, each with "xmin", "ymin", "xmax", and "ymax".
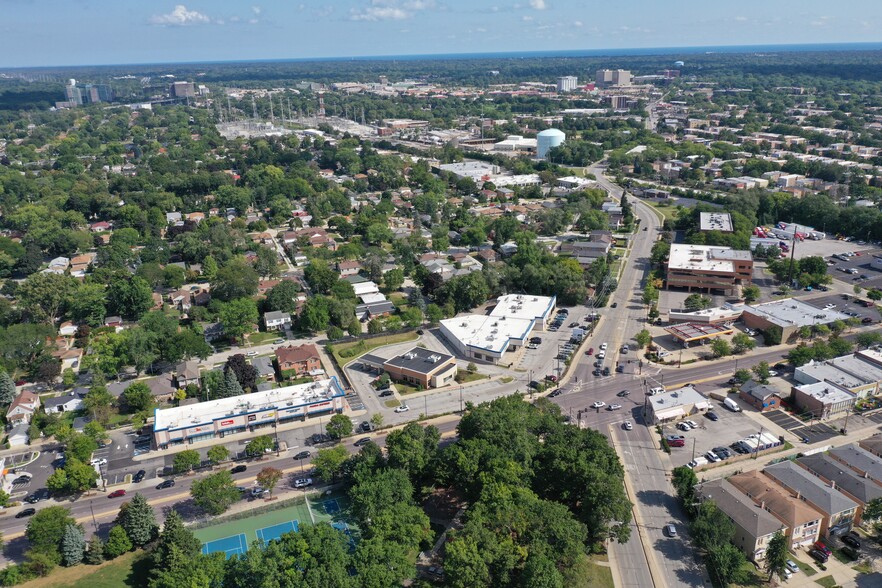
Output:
[{"xmin": 3, "ymin": 41, "xmax": 882, "ymax": 72}]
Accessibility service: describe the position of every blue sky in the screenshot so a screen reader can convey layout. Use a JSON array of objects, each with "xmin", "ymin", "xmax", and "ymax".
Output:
[{"xmin": 1, "ymin": 0, "xmax": 881, "ymax": 68}]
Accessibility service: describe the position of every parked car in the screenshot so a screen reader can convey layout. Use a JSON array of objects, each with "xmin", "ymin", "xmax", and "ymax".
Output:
[
  {"xmin": 677, "ymin": 422, "xmax": 692, "ymax": 431},
  {"xmin": 599, "ymin": 342, "xmax": 608, "ymax": 350},
  {"xmin": 293, "ymin": 451, "xmax": 311, "ymax": 461},
  {"xmin": 379, "ymin": 389, "xmax": 394, "ymax": 397},
  {"xmin": 813, "ymin": 542, "xmax": 832, "ymax": 557},
  {"xmin": 663, "ymin": 524, "xmax": 677, "ymax": 537},
  {"xmin": 607, "ymin": 404, "xmax": 622, "ymax": 411},
  {"xmin": 785, "ymin": 560, "xmax": 799, "ymax": 573},
  {"xmin": 705, "ymin": 411, "xmax": 719, "ymax": 421},
  {"xmin": 705, "ymin": 451, "xmax": 722, "ymax": 463},
  {"xmin": 354, "ymin": 437, "xmax": 372, "ymax": 447},
  {"xmin": 623, "ymin": 421, "xmax": 633, "ymax": 430},
  {"xmin": 684, "ymin": 420, "xmax": 698, "ymax": 429},
  {"xmin": 108, "ymin": 489, "xmax": 127, "ymax": 499},
  {"xmin": 545, "ymin": 374, "xmax": 558, "ymax": 382},
  {"xmin": 231, "ymin": 465, "xmax": 247, "ymax": 474},
  {"xmin": 809, "ymin": 549, "xmax": 828, "ymax": 564},
  {"xmin": 842, "ymin": 534, "xmax": 861, "ymax": 549},
  {"xmin": 863, "ymin": 317, "xmax": 874, "ymax": 324},
  {"xmin": 133, "ymin": 470, "xmax": 146, "ymax": 483},
  {"xmin": 15, "ymin": 508, "xmax": 36, "ymax": 519},
  {"xmin": 251, "ymin": 487, "xmax": 267, "ymax": 497},
  {"xmin": 585, "ymin": 347, "xmax": 594, "ymax": 355},
  {"xmin": 25, "ymin": 489, "xmax": 50, "ymax": 504},
  {"xmin": 156, "ymin": 479, "xmax": 175, "ymax": 490},
  {"xmin": 616, "ymin": 365, "xmax": 625, "ymax": 373},
  {"xmin": 602, "ymin": 367, "xmax": 611, "ymax": 376},
  {"xmin": 617, "ymin": 389, "xmax": 630, "ymax": 397},
  {"xmin": 293, "ymin": 478, "xmax": 313, "ymax": 488}
]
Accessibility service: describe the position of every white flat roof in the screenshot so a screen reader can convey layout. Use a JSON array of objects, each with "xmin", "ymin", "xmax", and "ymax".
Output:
[
  {"xmin": 153, "ymin": 378, "xmax": 344, "ymax": 432},
  {"xmin": 489, "ymin": 294, "xmax": 555, "ymax": 322},
  {"xmin": 359, "ymin": 292, "xmax": 387, "ymax": 304},
  {"xmin": 794, "ymin": 381, "xmax": 855, "ymax": 404},
  {"xmin": 745, "ymin": 298, "xmax": 850, "ymax": 328},
  {"xmin": 352, "ymin": 281, "xmax": 380, "ymax": 296},
  {"xmin": 668, "ymin": 243, "xmax": 750, "ymax": 273},
  {"xmin": 700, "ymin": 212, "xmax": 733, "ymax": 232},
  {"xmin": 649, "ymin": 385, "xmax": 707, "ymax": 411},
  {"xmin": 441, "ymin": 314, "xmax": 534, "ymax": 354}
]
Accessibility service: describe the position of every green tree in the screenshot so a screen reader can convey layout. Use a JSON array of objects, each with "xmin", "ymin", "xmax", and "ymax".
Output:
[
  {"xmin": 299, "ymin": 295, "xmax": 331, "ymax": 333},
  {"xmin": 326, "ymin": 413, "xmax": 354, "ymax": 439},
  {"xmin": 683, "ymin": 294, "xmax": 712, "ymax": 311},
  {"xmin": 67, "ymin": 432, "xmax": 98, "ymax": 462},
  {"xmin": 385, "ymin": 422, "xmax": 441, "ymax": 488},
  {"xmin": 856, "ymin": 332, "xmax": 882, "ymax": 349},
  {"xmin": 312, "ymin": 445, "xmax": 350, "ymax": 482},
  {"xmin": 764, "ymin": 530, "xmax": 789, "ymax": 581},
  {"xmin": 60, "ymin": 524, "xmax": 85, "ymax": 567},
  {"xmin": 245, "ymin": 435, "xmax": 274, "ymax": 457},
  {"xmin": 107, "ymin": 276, "xmax": 154, "ymax": 320},
  {"xmin": 190, "ymin": 470, "xmax": 240, "ymax": 515},
  {"xmin": 121, "ymin": 382, "xmax": 154, "ymax": 413},
  {"xmin": 426, "ymin": 304, "xmax": 444, "ymax": 325},
  {"xmin": 642, "ymin": 283, "xmax": 659, "ymax": 307},
  {"xmin": 17, "ymin": 273, "xmax": 78, "ymax": 323},
  {"xmin": 691, "ymin": 500, "xmax": 735, "ymax": 551},
  {"xmin": 256, "ymin": 467, "xmax": 283, "ymax": 497},
  {"xmin": 207, "ymin": 445, "xmax": 229, "ymax": 466},
  {"xmin": 671, "ymin": 466, "xmax": 698, "ymax": 506},
  {"xmin": 303, "ymin": 259, "xmax": 338, "ymax": 295},
  {"xmin": 68, "ymin": 282, "xmax": 107, "ymax": 327},
  {"xmin": 752, "ymin": 361, "xmax": 771, "ymax": 384},
  {"xmin": 118, "ymin": 493, "xmax": 158, "ymax": 547},
  {"xmin": 219, "ymin": 297, "xmax": 258, "ymax": 343},
  {"xmin": 370, "ymin": 413, "xmax": 384, "ymax": 428},
  {"xmin": 731, "ymin": 333, "xmax": 756, "ymax": 354},
  {"xmin": 24, "ymin": 550, "xmax": 56, "ymax": 578},
  {"xmin": 173, "ymin": 449, "xmax": 201, "ymax": 474},
  {"xmin": 216, "ymin": 367, "xmax": 245, "ymax": 399},
  {"xmin": 863, "ymin": 497, "xmax": 882, "ymax": 520},
  {"xmin": 0, "ymin": 369, "xmax": 15, "ymax": 406},
  {"xmin": 788, "ymin": 343, "xmax": 816, "ymax": 367},
  {"xmin": 104, "ymin": 525, "xmax": 133, "ymax": 559},
  {"xmin": 867, "ymin": 289, "xmax": 882, "ymax": 301},
  {"xmin": 710, "ymin": 338, "xmax": 731, "ymax": 358},
  {"xmin": 84, "ymin": 537, "xmax": 104, "ymax": 565},
  {"xmin": 151, "ymin": 511, "xmax": 202, "ymax": 573},
  {"xmin": 25, "ymin": 506, "xmax": 77, "ymax": 564},
  {"xmin": 83, "ymin": 420, "xmax": 106, "ymax": 445},
  {"xmin": 263, "ymin": 280, "xmax": 300, "ymax": 314},
  {"xmin": 707, "ymin": 543, "xmax": 747, "ymax": 587},
  {"xmin": 635, "ymin": 329, "xmax": 651, "ymax": 348},
  {"xmin": 741, "ymin": 284, "xmax": 761, "ymax": 303},
  {"xmin": 382, "ymin": 268, "xmax": 405, "ymax": 293},
  {"xmin": 212, "ymin": 258, "xmax": 259, "ymax": 301},
  {"xmin": 828, "ymin": 336, "xmax": 854, "ymax": 356}
]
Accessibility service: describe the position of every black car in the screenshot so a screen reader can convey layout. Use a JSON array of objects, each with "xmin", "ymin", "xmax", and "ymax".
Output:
[
  {"xmin": 231, "ymin": 465, "xmax": 247, "ymax": 474},
  {"xmin": 25, "ymin": 489, "xmax": 50, "ymax": 504},
  {"xmin": 602, "ymin": 367, "xmax": 611, "ymax": 376},
  {"xmin": 156, "ymin": 479, "xmax": 175, "ymax": 490},
  {"xmin": 293, "ymin": 451, "xmax": 311, "ymax": 461},
  {"xmin": 133, "ymin": 470, "xmax": 146, "ymax": 483},
  {"xmin": 15, "ymin": 508, "xmax": 36, "ymax": 519},
  {"xmin": 358, "ymin": 421, "xmax": 373, "ymax": 433},
  {"xmin": 705, "ymin": 411, "xmax": 719, "ymax": 421},
  {"xmin": 379, "ymin": 389, "xmax": 394, "ymax": 397},
  {"xmin": 809, "ymin": 549, "xmax": 828, "ymax": 563},
  {"xmin": 528, "ymin": 380, "xmax": 541, "ymax": 389},
  {"xmin": 842, "ymin": 534, "xmax": 861, "ymax": 549},
  {"xmin": 13, "ymin": 475, "xmax": 32, "ymax": 485},
  {"xmin": 530, "ymin": 337, "xmax": 542, "ymax": 344},
  {"xmin": 592, "ymin": 369, "xmax": 602, "ymax": 376},
  {"xmin": 354, "ymin": 437, "xmax": 372, "ymax": 447},
  {"xmin": 611, "ymin": 302, "xmax": 618, "ymax": 308},
  {"xmin": 616, "ymin": 365, "xmax": 625, "ymax": 373},
  {"xmin": 548, "ymin": 389, "xmax": 562, "ymax": 398},
  {"xmin": 617, "ymin": 390, "xmax": 630, "ymax": 397}
]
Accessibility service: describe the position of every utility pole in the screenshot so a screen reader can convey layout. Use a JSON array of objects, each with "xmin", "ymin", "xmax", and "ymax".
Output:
[{"xmin": 459, "ymin": 386, "xmax": 463, "ymax": 413}]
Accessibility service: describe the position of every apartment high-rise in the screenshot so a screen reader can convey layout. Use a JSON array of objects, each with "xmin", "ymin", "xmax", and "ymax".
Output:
[
  {"xmin": 557, "ymin": 76, "xmax": 578, "ymax": 92},
  {"xmin": 170, "ymin": 81, "xmax": 196, "ymax": 98},
  {"xmin": 595, "ymin": 69, "xmax": 632, "ymax": 88}
]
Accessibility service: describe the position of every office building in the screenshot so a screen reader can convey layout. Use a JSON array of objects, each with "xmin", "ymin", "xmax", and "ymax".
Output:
[
  {"xmin": 361, "ymin": 347, "xmax": 458, "ymax": 389},
  {"xmin": 699, "ymin": 212, "xmax": 734, "ymax": 233},
  {"xmin": 595, "ymin": 69, "xmax": 632, "ymax": 88},
  {"xmin": 60, "ymin": 79, "xmax": 113, "ymax": 107},
  {"xmin": 152, "ymin": 378, "xmax": 346, "ymax": 448},
  {"xmin": 742, "ymin": 299, "xmax": 851, "ymax": 344},
  {"xmin": 789, "ymin": 381, "xmax": 856, "ymax": 420},
  {"xmin": 557, "ymin": 76, "xmax": 578, "ymax": 92},
  {"xmin": 665, "ymin": 244, "xmax": 753, "ymax": 295},
  {"xmin": 170, "ymin": 81, "xmax": 196, "ymax": 98}
]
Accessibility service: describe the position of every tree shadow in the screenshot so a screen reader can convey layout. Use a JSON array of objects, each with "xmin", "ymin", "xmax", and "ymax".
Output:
[{"xmin": 1, "ymin": 535, "xmax": 29, "ymax": 563}]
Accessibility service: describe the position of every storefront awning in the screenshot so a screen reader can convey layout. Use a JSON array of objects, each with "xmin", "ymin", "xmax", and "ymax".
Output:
[{"xmin": 654, "ymin": 407, "xmax": 686, "ymax": 421}]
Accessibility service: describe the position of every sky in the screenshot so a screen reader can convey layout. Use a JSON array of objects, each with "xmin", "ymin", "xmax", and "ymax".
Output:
[{"xmin": 1, "ymin": 0, "xmax": 881, "ymax": 68}]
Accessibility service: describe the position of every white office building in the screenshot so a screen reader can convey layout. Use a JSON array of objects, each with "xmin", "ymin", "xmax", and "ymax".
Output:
[{"xmin": 557, "ymin": 76, "xmax": 579, "ymax": 92}]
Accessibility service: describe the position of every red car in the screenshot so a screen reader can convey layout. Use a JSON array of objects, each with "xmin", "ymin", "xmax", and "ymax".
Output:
[
  {"xmin": 814, "ymin": 541, "xmax": 831, "ymax": 556},
  {"xmin": 585, "ymin": 348, "xmax": 594, "ymax": 356},
  {"xmin": 108, "ymin": 489, "xmax": 127, "ymax": 499}
]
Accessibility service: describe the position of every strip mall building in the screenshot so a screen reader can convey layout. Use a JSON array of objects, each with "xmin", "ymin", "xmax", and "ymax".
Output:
[{"xmin": 152, "ymin": 378, "xmax": 346, "ymax": 448}]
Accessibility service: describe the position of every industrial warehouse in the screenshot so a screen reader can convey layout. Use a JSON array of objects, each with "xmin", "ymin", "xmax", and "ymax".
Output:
[{"xmin": 152, "ymin": 378, "xmax": 347, "ymax": 448}]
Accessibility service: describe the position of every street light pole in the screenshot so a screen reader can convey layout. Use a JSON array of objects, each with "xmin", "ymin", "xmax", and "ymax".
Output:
[{"xmin": 459, "ymin": 386, "xmax": 463, "ymax": 413}]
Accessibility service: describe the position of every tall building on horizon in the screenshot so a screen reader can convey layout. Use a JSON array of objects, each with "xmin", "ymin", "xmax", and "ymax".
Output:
[
  {"xmin": 61, "ymin": 79, "xmax": 113, "ymax": 107},
  {"xmin": 595, "ymin": 69, "xmax": 632, "ymax": 88},
  {"xmin": 557, "ymin": 75, "xmax": 578, "ymax": 92}
]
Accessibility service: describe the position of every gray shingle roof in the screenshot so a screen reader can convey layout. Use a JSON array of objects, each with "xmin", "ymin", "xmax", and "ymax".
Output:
[
  {"xmin": 828, "ymin": 444, "xmax": 882, "ymax": 485},
  {"xmin": 764, "ymin": 460, "xmax": 858, "ymax": 516},
  {"xmin": 798, "ymin": 453, "xmax": 882, "ymax": 505},
  {"xmin": 696, "ymin": 478, "xmax": 786, "ymax": 538}
]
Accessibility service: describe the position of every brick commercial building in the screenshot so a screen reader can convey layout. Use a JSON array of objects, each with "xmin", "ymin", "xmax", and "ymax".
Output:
[
  {"xmin": 742, "ymin": 299, "xmax": 851, "ymax": 344},
  {"xmin": 361, "ymin": 347, "xmax": 458, "ymax": 389},
  {"xmin": 666, "ymin": 244, "xmax": 753, "ymax": 296},
  {"xmin": 152, "ymin": 378, "xmax": 346, "ymax": 448}
]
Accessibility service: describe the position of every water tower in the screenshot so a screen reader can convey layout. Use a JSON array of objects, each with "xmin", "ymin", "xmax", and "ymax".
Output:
[{"xmin": 537, "ymin": 128, "xmax": 566, "ymax": 159}]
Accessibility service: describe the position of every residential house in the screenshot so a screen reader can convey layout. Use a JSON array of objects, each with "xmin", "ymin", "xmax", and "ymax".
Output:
[
  {"xmin": 275, "ymin": 344, "xmax": 322, "ymax": 378},
  {"xmin": 201, "ymin": 322, "xmax": 225, "ymax": 342},
  {"xmin": 145, "ymin": 374, "xmax": 177, "ymax": 403},
  {"xmin": 728, "ymin": 470, "xmax": 823, "ymax": 550},
  {"xmin": 251, "ymin": 356, "xmax": 277, "ymax": 382},
  {"xmin": 764, "ymin": 461, "xmax": 858, "ymax": 537},
  {"xmin": 43, "ymin": 392, "xmax": 84, "ymax": 414},
  {"xmin": 798, "ymin": 453, "xmax": 882, "ymax": 525},
  {"xmin": 695, "ymin": 478, "xmax": 787, "ymax": 562},
  {"xmin": 104, "ymin": 316, "xmax": 123, "ymax": 328},
  {"xmin": 336, "ymin": 260, "xmax": 362, "ymax": 277},
  {"xmin": 8, "ymin": 423, "xmax": 29, "ymax": 447},
  {"xmin": 90, "ymin": 221, "xmax": 112, "ymax": 233},
  {"xmin": 264, "ymin": 310, "xmax": 292, "ymax": 331},
  {"xmin": 6, "ymin": 390, "xmax": 41, "ymax": 426},
  {"xmin": 166, "ymin": 211, "xmax": 183, "ymax": 225},
  {"xmin": 258, "ymin": 279, "xmax": 280, "ymax": 295},
  {"xmin": 739, "ymin": 381, "xmax": 783, "ymax": 412},
  {"xmin": 174, "ymin": 361, "xmax": 201, "ymax": 388},
  {"xmin": 58, "ymin": 322, "xmax": 78, "ymax": 337},
  {"xmin": 52, "ymin": 347, "xmax": 84, "ymax": 373}
]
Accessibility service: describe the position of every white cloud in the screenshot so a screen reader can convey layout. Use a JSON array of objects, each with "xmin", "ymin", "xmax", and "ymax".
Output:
[
  {"xmin": 522, "ymin": 15, "xmax": 533, "ymax": 21},
  {"xmin": 252, "ymin": 6, "xmax": 262, "ymax": 15},
  {"xmin": 734, "ymin": 16, "xmax": 747, "ymax": 22},
  {"xmin": 349, "ymin": 0, "xmax": 435, "ymax": 22},
  {"xmin": 149, "ymin": 4, "xmax": 212, "ymax": 26},
  {"xmin": 573, "ymin": 20, "xmax": 582, "ymax": 27},
  {"xmin": 529, "ymin": 0, "xmax": 548, "ymax": 9}
]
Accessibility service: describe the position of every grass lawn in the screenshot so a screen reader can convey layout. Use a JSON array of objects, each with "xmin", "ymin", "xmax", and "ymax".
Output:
[
  {"xmin": 650, "ymin": 202, "xmax": 678, "ymax": 220},
  {"xmin": 246, "ymin": 331, "xmax": 281, "ymax": 346},
  {"xmin": 853, "ymin": 561, "xmax": 873, "ymax": 574},
  {"xmin": 388, "ymin": 292, "xmax": 409, "ymax": 309},
  {"xmin": 394, "ymin": 382, "xmax": 422, "ymax": 395},
  {"xmin": 732, "ymin": 559, "xmax": 764, "ymax": 588},
  {"xmin": 384, "ymin": 399, "xmax": 402, "ymax": 408},
  {"xmin": 330, "ymin": 332, "xmax": 419, "ymax": 366},
  {"xmin": 19, "ymin": 550, "xmax": 151, "ymax": 588},
  {"xmin": 814, "ymin": 575, "xmax": 837, "ymax": 588},
  {"xmin": 562, "ymin": 554, "xmax": 614, "ymax": 588},
  {"xmin": 791, "ymin": 557, "xmax": 818, "ymax": 576},
  {"xmin": 456, "ymin": 371, "xmax": 486, "ymax": 384},
  {"xmin": 500, "ymin": 376, "xmax": 514, "ymax": 383}
]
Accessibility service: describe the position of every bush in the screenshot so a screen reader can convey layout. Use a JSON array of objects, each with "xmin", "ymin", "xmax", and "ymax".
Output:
[{"xmin": 327, "ymin": 326, "xmax": 344, "ymax": 340}]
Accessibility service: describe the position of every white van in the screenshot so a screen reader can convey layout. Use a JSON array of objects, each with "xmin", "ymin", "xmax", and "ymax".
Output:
[
  {"xmin": 723, "ymin": 397, "xmax": 741, "ymax": 412},
  {"xmin": 687, "ymin": 456, "xmax": 708, "ymax": 469},
  {"xmin": 648, "ymin": 386, "xmax": 665, "ymax": 396}
]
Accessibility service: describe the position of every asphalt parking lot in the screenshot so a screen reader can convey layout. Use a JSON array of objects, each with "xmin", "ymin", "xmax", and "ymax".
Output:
[
  {"xmin": 665, "ymin": 398, "xmax": 767, "ymax": 468},
  {"xmin": 826, "ymin": 249, "xmax": 882, "ymax": 291},
  {"xmin": 762, "ymin": 410, "xmax": 840, "ymax": 444},
  {"xmin": 797, "ymin": 293, "xmax": 882, "ymax": 323}
]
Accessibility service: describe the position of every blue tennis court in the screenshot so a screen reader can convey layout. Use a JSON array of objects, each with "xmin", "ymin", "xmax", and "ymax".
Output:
[
  {"xmin": 202, "ymin": 533, "xmax": 248, "ymax": 558},
  {"xmin": 323, "ymin": 499, "xmax": 341, "ymax": 515},
  {"xmin": 256, "ymin": 519, "xmax": 299, "ymax": 544}
]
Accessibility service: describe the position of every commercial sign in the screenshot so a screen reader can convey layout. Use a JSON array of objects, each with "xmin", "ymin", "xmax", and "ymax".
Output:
[
  {"xmin": 220, "ymin": 419, "xmax": 235, "ymax": 426},
  {"xmin": 247, "ymin": 414, "xmax": 256, "ymax": 422}
]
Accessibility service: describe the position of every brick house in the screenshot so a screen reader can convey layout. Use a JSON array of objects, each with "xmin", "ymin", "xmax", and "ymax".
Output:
[{"xmin": 275, "ymin": 344, "xmax": 322, "ymax": 378}]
